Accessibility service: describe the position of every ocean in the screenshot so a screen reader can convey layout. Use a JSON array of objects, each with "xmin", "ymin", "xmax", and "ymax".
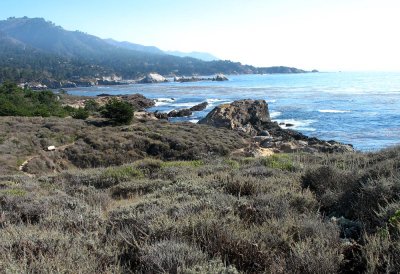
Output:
[{"xmin": 66, "ymin": 72, "xmax": 400, "ymax": 151}]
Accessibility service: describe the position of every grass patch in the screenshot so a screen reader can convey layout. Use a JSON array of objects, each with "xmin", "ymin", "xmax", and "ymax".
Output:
[
  {"xmin": 102, "ymin": 165, "xmax": 143, "ymax": 181},
  {"xmin": 261, "ymin": 154, "xmax": 297, "ymax": 171},
  {"xmin": 161, "ymin": 160, "xmax": 204, "ymax": 168},
  {"xmin": 0, "ymin": 188, "xmax": 27, "ymax": 196},
  {"xmin": 224, "ymin": 159, "xmax": 240, "ymax": 169}
]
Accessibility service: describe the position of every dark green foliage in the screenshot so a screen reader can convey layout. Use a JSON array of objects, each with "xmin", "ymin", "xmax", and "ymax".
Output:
[
  {"xmin": 84, "ymin": 99, "xmax": 99, "ymax": 112},
  {"xmin": 71, "ymin": 107, "xmax": 89, "ymax": 120},
  {"xmin": 101, "ymin": 98, "xmax": 134, "ymax": 125},
  {"xmin": 0, "ymin": 82, "xmax": 70, "ymax": 117}
]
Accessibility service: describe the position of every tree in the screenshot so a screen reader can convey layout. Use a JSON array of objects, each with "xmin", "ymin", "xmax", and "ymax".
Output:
[{"xmin": 101, "ymin": 99, "xmax": 134, "ymax": 125}]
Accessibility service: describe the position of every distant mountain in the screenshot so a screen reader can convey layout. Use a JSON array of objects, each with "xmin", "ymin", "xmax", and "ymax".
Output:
[
  {"xmin": 166, "ymin": 51, "xmax": 219, "ymax": 61},
  {"xmin": 104, "ymin": 38, "xmax": 164, "ymax": 55},
  {"xmin": 0, "ymin": 17, "xmax": 314, "ymax": 84},
  {"xmin": 0, "ymin": 17, "xmax": 115, "ymax": 58},
  {"xmin": 105, "ymin": 39, "xmax": 219, "ymax": 61}
]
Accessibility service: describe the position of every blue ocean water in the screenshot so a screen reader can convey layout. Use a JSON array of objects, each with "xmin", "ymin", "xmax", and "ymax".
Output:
[{"xmin": 67, "ymin": 72, "xmax": 400, "ymax": 151}]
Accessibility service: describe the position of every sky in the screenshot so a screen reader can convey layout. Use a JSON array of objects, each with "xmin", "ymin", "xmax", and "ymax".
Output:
[{"xmin": 1, "ymin": 0, "xmax": 400, "ymax": 71}]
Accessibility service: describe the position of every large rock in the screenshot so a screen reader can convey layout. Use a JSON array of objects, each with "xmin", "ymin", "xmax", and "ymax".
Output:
[
  {"xmin": 94, "ymin": 93, "xmax": 155, "ymax": 111},
  {"xmin": 120, "ymin": 94, "xmax": 155, "ymax": 110},
  {"xmin": 139, "ymin": 73, "xmax": 168, "ymax": 84},
  {"xmin": 198, "ymin": 99, "xmax": 270, "ymax": 135}
]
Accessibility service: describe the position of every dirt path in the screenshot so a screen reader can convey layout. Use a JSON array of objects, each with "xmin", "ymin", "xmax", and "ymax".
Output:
[
  {"xmin": 18, "ymin": 142, "xmax": 75, "ymax": 176},
  {"xmin": 18, "ymin": 156, "xmax": 39, "ymax": 172}
]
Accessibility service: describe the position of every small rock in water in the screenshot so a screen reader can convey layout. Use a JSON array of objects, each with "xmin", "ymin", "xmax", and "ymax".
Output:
[
  {"xmin": 168, "ymin": 108, "xmax": 193, "ymax": 117},
  {"xmin": 189, "ymin": 102, "xmax": 208, "ymax": 112}
]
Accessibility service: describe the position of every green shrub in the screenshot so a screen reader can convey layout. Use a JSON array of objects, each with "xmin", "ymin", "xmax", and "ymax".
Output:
[
  {"xmin": 224, "ymin": 159, "xmax": 240, "ymax": 169},
  {"xmin": 110, "ymin": 179, "xmax": 170, "ymax": 198},
  {"xmin": 84, "ymin": 99, "xmax": 99, "ymax": 112},
  {"xmin": 72, "ymin": 107, "xmax": 89, "ymax": 120},
  {"xmin": 261, "ymin": 154, "xmax": 297, "ymax": 171},
  {"xmin": 389, "ymin": 210, "xmax": 400, "ymax": 226},
  {"xmin": 0, "ymin": 188, "xmax": 27, "ymax": 196},
  {"xmin": 161, "ymin": 160, "xmax": 204, "ymax": 168},
  {"xmin": 101, "ymin": 98, "xmax": 134, "ymax": 125}
]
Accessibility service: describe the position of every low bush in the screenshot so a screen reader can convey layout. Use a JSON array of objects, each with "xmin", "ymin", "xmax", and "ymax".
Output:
[
  {"xmin": 84, "ymin": 99, "xmax": 99, "ymax": 112},
  {"xmin": 139, "ymin": 240, "xmax": 208, "ymax": 273},
  {"xmin": 101, "ymin": 98, "xmax": 134, "ymax": 125},
  {"xmin": 71, "ymin": 107, "xmax": 89, "ymax": 120}
]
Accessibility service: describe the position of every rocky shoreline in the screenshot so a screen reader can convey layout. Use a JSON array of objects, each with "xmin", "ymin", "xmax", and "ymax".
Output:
[
  {"xmin": 21, "ymin": 73, "xmax": 229, "ymax": 90},
  {"xmin": 61, "ymin": 94, "xmax": 354, "ymax": 155},
  {"xmin": 198, "ymin": 99, "xmax": 354, "ymax": 154}
]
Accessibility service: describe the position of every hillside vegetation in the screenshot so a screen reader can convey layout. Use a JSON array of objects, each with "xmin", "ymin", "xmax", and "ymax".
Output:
[
  {"xmin": 0, "ymin": 109, "xmax": 399, "ymax": 273},
  {"xmin": 0, "ymin": 17, "xmax": 311, "ymax": 84},
  {"xmin": 0, "ymin": 82, "xmax": 70, "ymax": 117}
]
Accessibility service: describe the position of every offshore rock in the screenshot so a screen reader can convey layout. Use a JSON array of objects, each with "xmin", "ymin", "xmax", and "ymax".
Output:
[
  {"xmin": 168, "ymin": 108, "xmax": 193, "ymax": 118},
  {"xmin": 189, "ymin": 102, "xmax": 208, "ymax": 111}
]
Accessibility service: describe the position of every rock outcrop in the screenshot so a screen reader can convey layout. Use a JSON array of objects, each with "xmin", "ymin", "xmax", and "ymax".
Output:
[
  {"xmin": 168, "ymin": 109, "xmax": 192, "ymax": 118},
  {"xmin": 189, "ymin": 102, "xmax": 208, "ymax": 111},
  {"xmin": 120, "ymin": 94, "xmax": 155, "ymax": 110},
  {"xmin": 95, "ymin": 93, "xmax": 155, "ymax": 111},
  {"xmin": 138, "ymin": 73, "xmax": 168, "ymax": 84},
  {"xmin": 60, "ymin": 81, "xmax": 77, "ymax": 88},
  {"xmin": 154, "ymin": 111, "xmax": 169, "ymax": 120},
  {"xmin": 165, "ymin": 102, "xmax": 209, "ymax": 118},
  {"xmin": 174, "ymin": 75, "xmax": 229, "ymax": 82},
  {"xmin": 199, "ymin": 99, "xmax": 354, "ymax": 153},
  {"xmin": 174, "ymin": 76, "xmax": 204, "ymax": 83},
  {"xmin": 63, "ymin": 93, "xmax": 155, "ymax": 111},
  {"xmin": 213, "ymin": 74, "xmax": 229, "ymax": 81},
  {"xmin": 198, "ymin": 100, "xmax": 270, "ymax": 135}
]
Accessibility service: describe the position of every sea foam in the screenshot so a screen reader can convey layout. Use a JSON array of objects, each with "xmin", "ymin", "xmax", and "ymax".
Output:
[{"xmin": 318, "ymin": 109, "xmax": 351, "ymax": 113}]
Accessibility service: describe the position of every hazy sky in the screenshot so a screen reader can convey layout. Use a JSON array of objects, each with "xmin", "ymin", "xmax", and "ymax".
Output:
[{"xmin": 2, "ymin": 0, "xmax": 400, "ymax": 71}]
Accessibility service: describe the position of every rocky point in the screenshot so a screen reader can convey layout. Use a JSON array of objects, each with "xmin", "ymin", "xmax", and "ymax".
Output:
[{"xmin": 199, "ymin": 99, "xmax": 354, "ymax": 153}]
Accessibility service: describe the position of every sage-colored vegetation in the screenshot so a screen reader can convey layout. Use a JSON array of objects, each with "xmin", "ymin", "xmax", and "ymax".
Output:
[{"xmin": 0, "ymin": 114, "xmax": 399, "ymax": 273}]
